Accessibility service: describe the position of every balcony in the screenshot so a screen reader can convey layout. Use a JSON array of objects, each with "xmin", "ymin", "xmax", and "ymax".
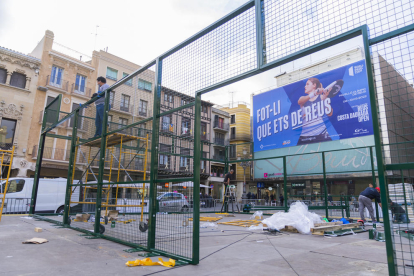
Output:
[
  {"xmin": 46, "ymin": 75, "xmax": 69, "ymax": 92},
  {"xmin": 230, "ymin": 133, "xmax": 251, "ymax": 141},
  {"xmin": 33, "ymin": 146, "xmax": 70, "ymax": 162},
  {"xmin": 71, "ymin": 84, "xmax": 92, "ymax": 98},
  {"xmin": 212, "ymin": 155, "xmax": 225, "ymax": 162},
  {"xmin": 213, "ymin": 138, "xmax": 228, "ymax": 147},
  {"xmin": 200, "ymin": 132, "xmax": 210, "ymax": 142},
  {"xmin": 160, "ymin": 123, "xmax": 174, "ymax": 134},
  {"xmin": 213, "ymin": 122, "xmax": 229, "ymax": 132},
  {"xmin": 138, "ymin": 108, "xmax": 152, "ymax": 118},
  {"xmin": 120, "ymin": 105, "xmax": 130, "ymax": 112}
]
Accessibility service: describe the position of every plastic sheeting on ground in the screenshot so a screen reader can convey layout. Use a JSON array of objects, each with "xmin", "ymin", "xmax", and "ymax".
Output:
[
  {"xmin": 200, "ymin": 222, "xmax": 218, "ymax": 228},
  {"xmin": 262, "ymin": 201, "xmax": 322, "ymax": 234},
  {"xmin": 126, "ymin": 258, "xmax": 175, "ymax": 267}
]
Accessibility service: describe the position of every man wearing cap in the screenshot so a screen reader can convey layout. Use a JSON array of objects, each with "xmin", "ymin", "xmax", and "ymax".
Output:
[{"xmin": 359, "ymin": 184, "xmax": 382, "ymax": 223}]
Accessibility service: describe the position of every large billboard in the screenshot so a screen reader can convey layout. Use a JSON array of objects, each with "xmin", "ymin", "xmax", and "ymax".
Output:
[{"xmin": 253, "ymin": 59, "xmax": 373, "ymax": 152}]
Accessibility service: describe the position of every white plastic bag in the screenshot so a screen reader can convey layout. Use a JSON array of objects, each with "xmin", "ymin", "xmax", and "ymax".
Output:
[
  {"xmin": 200, "ymin": 222, "xmax": 218, "ymax": 228},
  {"xmin": 250, "ymin": 211, "xmax": 263, "ymax": 220},
  {"xmin": 262, "ymin": 201, "xmax": 322, "ymax": 234},
  {"xmin": 248, "ymin": 223, "xmax": 264, "ymax": 231}
]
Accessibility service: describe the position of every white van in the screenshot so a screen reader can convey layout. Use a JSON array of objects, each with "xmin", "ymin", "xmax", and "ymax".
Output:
[{"xmin": 0, "ymin": 178, "xmax": 79, "ymax": 214}]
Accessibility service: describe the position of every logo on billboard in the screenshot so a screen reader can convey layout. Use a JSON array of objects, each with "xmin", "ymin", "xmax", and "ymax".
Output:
[
  {"xmin": 264, "ymin": 173, "xmax": 268, "ymax": 178},
  {"xmin": 349, "ymin": 66, "xmax": 354, "ymax": 76},
  {"xmin": 282, "ymin": 140, "xmax": 291, "ymax": 145}
]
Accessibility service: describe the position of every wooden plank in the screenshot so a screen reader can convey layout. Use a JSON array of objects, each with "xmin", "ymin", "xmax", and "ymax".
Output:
[{"xmin": 84, "ymin": 133, "xmax": 141, "ymax": 148}]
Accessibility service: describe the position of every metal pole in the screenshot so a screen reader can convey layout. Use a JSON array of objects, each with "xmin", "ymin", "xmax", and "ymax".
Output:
[
  {"xmin": 94, "ymin": 89, "xmax": 111, "ymax": 234},
  {"xmin": 370, "ymin": 146, "xmax": 380, "ymax": 221},
  {"xmin": 283, "ymin": 156, "xmax": 288, "ymax": 212},
  {"xmin": 63, "ymin": 110, "xmax": 79, "ymax": 225},
  {"xmin": 322, "ymin": 152, "xmax": 329, "ymax": 219},
  {"xmin": 30, "ymin": 108, "xmax": 49, "ymax": 215},
  {"xmin": 192, "ymin": 93, "xmax": 202, "ymax": 265},
  {"xmin": 148, "ymin": 58, "xmax": 162, "ymax": 250},
  {"xmin": 362, "ymin": 25, "xmax": 396, "ymax": 276}
]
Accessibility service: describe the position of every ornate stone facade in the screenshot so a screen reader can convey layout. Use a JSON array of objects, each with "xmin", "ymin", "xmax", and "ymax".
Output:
[{"xmin": 0, "ymin": 46, "xmax": 41, "ymax": 177}]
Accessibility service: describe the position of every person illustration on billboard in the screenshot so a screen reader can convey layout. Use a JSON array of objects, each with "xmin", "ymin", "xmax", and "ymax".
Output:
[{"xmin": 297, "ymin": 78, "xmax": 334, "ymax": 145}]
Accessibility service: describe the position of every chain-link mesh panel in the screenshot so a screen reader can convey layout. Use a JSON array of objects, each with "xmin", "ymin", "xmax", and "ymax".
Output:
[
  {"xmin": 154, "ymin": 181, "xmax": 193, "ymax": 259},
  {"xmin": 161, "ymin": 6, "xmax": 257, "ymax": 97},
  {"xmin": 263, "ymin": 0, "xmax": 414, "ymax": 64}
]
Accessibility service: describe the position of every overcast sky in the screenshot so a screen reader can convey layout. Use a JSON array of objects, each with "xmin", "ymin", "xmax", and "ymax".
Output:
[{"xmin": 1, "ymin": 0, "xmax": 409, "ymax": 108}]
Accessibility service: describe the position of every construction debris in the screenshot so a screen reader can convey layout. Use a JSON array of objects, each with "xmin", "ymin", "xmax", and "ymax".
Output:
[
  {"xmin": 23, "ymin": 238, "xmax": 48, "ymax": 244},
  {"xmin": 262, "ymin": 201, "xmax": 322, "ymax": 234},
  {"xmin": 218, "ymin": 219, "xmax": 266, "ymax": 227},
  {"xmin": 189, "ymin": 216, "xmax": 222, "ymax": 222}
]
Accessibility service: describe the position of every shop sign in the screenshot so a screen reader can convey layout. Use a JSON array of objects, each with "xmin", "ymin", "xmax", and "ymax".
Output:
[
  {"xmin": 257, "ymin": 182, "xmax": 265, "ymax": 188},
  {"xmin": 291, "ymin": 183, "xmax": 305, "ymax": 189}
]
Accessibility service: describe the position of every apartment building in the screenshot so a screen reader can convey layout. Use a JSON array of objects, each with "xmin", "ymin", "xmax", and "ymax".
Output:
[
  {"xmin": 26, "ymin": 30, "xmax": 97, "ymax": 178},
  {"xmin": 158, "ymin": 87, "xmax": 213, "ymax": 186},
  {"xmin": 0, "ymin": 46, "xmax": 41, "ymax": 177},
  {"xmin": 209, "ymin": 107, "xmax": 230, "ymax": 199},
  {"xmin": 219, "ymin": 102, "xmax": 252, "ymax": 201}
]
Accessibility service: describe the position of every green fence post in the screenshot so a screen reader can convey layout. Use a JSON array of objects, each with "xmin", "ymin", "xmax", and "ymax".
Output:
[
  {"xmin": 148, "ymin": 58, "xmax": 162, "ymax": 250},
  {"xmin": 29, "ymin": 133, "xmax": 46, "ymax": 215},
  {"xmin": 63, "ymin": 110, "xmax": 79, "ymax": 225},
  {"xmin": 94, "ymin": 89, "xmax": 111, "ymax": 234},
  {"xmin": 322, "ymin": 152, "xmax": 329, "ymax": 219},
  {"xmin": 283, "ymin": 156, "xmax": 288, "ymax": 212},
  {"xmin": 362, "ymin": 25, "xmax": 396, "ymax": 276},
  {"xmin": 401, "ymin": 170, "xmax": 409, "ymax": 220},
  {"xmin": 192, "ymin": 93, "xmax": 202, "ymax": 265},
  {"xmin": 370, "ymin": 147, "xmax": 380, "ymax": 222}
]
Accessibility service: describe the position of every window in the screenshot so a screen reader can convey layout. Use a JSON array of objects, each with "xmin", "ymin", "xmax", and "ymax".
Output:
[
  {"xmin": 139, "ymin": 100, "xmax": 148, "ymax": 116},
  {"xmin": 120, "ymin": 94, "xmax": 130, "ymax": 112},
  {"xmin": 74, "ymin": 74, "xmax": 87, "ymax": 94},
  {"xmin": 159, "ymin": 144, "xmax": 171, "ymax": 169},
  {"xmin": 230, "ymin": 114, "xmax": 235, "ymax": 124},
  {"xmin": 181, "ymin": 99, "xmax": 188, "ymax": 106},
  {"xmin": 181, "ymin": 117, "xmax": 191, "ymax": 136},
  {"xmin": 136, "ymin": 123, "xmax": 146, "ymax": 137},
  {"xmin": 162, "ymin": 115, "xmax": 172, "ymax": 132},
  {"xmin": 202, "ymin": 105, "xmax": 207, "ymax": 113},
  {"xmin": 164, "ymin": 93, "xmax": 173, "ymax": 103},
  {"xmin": 180, "ymin": 148, "xmax": 190, "ymax": 169},
  {"xmin": 229, "ymin": 145, "xmax": 236, "ymax": 158},
  {"xmin": 0, "ymin": 118, "xmax": 16, "ymax": 150},
  {"xmin": 107, "ymin": 115, "xmax": 113, "ymax": 131},
  {"xmin": 201, "ymin": 122, "xmax": 207, "ymax": 140},
  {"xmin": 218, "ymin": 117, "xmax": 224, "ymax": 128},
  {"xmin": 1, "ymin": 179, "xmax": 25, "ymax": 193},
  {"xmin": 69, "ymin": 103, "xmax": 84, "ymax": 128},
  {"xmin": 50, "ymin": 66, "xmax": 63, "ymax": 87},
  {"xmin": 231, "ymin": 127, "xmax": 236, "ymax": 139},
  {"xmin": 138, "ymin": 79, "xmax": 152, "ymax": 91},
  {"xmin": 119, "ymin": 117, "xmax": 128, "ymax": 128},
  {"xmin": 106, "ymin": 67, "xmax": 118, "ymax": 81},
  {"xmin": 201, "ymin": 152, "xmax": 208, "ymax": 172},
  {"xmin": 0, "ymin": 68, "xmax": 6, "ymax": 84},
  {"xmin": 10, "ymin": 72, "xmax": 26, "ymax": 89},
  {"xmin": 109, "ymin": 91, "xmax": 115, "ymax": 106},
  {"xmin": 123, "ymin": 72, "xmax": 132, "ymax": 86}
]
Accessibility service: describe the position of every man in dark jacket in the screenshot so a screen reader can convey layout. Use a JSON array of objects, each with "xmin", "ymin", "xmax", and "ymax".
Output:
[
  {"xmin": 359, "ymin": 185, "xmax": 382, "ymax": 223},
  {"xmin": 279, "ymin": 194, "xmax": 284, "ymax": 206},
  {"xmin": 389, "ymin": 200, "xmax": 410, "ymax": 223}
]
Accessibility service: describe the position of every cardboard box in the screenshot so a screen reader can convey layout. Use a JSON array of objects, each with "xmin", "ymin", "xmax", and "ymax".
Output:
[
  {"xmin": 34, "ymin": 227, "xmax": 42, "ymax": 233},
  {"xmin": 101, "ymin": 210, "xmax": 119, "ymax": 221}
]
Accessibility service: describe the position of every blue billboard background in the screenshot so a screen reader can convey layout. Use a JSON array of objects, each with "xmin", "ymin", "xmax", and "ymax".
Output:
[{"xmin": 253, "ymin": 60, "xmax": 373, "ymax": 152}]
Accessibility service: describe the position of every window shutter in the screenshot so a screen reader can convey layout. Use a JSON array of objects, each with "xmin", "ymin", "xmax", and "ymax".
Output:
[{"xmin": 0, "ymin": 69, "xmax": 6, "ymax": 84}]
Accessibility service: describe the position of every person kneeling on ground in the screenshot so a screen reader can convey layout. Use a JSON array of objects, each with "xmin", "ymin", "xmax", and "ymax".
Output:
[
  {"xmin": 389, "ymin": 199, "xmax": 410, "ymax": 223},
  {"xmin": 358, "ymin": 184, "xmax": 382, "ymax": 223}
]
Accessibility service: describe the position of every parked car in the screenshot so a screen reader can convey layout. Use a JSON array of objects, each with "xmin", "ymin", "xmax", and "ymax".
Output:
[
  {"xmin": 0, "ymin": 178, "xmax": 79, "ymax": 214},
  {"xmin": 115, "ymin": 192, "xmax": 190, "ymax": 214}
]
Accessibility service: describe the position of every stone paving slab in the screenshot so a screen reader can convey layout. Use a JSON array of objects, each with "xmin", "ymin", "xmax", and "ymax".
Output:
[{"xmin": 0, "ymin": 215, "xmax": 388, "ymax": 276}]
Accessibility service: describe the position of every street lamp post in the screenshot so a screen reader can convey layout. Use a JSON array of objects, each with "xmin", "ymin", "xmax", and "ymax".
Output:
[{"xmin": 237, "ymin": 147, "xmax": 252, "ymax": 205}]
